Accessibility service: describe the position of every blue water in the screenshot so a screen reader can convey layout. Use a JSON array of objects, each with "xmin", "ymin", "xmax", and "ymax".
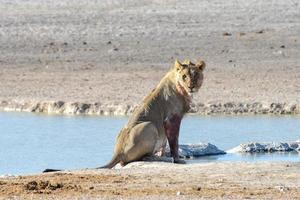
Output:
[{"xmin": 0, "ymin": 112, "xmax": 299, "ymax": 175}]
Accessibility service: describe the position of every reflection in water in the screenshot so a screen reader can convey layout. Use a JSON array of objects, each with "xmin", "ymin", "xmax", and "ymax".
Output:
[{"xmin": 188, "ymin": 151, "xmax": 300, "ymax": 163}]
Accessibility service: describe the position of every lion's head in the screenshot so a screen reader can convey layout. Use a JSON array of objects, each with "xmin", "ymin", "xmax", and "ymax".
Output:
[{"xmin": 174, "ymin": 59, "xmax": 205, "ymax": 95}]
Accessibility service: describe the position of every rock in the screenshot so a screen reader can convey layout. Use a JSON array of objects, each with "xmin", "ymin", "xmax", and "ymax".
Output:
[
  {"xmin": 48, "ymin": 183, "xmax": 63, "ymax": 190},
  {"xmin": 228, "ymin": 141, "xmax": 300, "ymax": 153},
  {"xmin": 25, "ymin": 180, "xmax": 62, "ymax": 191},
  {"xmin": 165, "ymin": 143, "xmax": 226, "ymax": 158},
  {"xmin": 25, "ymin": 181, "xmax": 38, "ymax": 190},
  {"xmin": 275, "ymin": 186, "xmax": 289, "ymax": 192},
  {"xmin": 228, "ymin": 142, "xmax": 266, "ymax": 153},
  {"xmin": 294, "ymin": 104, "xmax": 300, "ymax": 114},
  {"xmin": 256, "ymin": 30, "xmax": 264, "ymax": 34},
  {"xmin": 289, "ymin": 141, "xmax": 300, "ymax": 151},
  {"xmin": 222, "ymin": 32, "xmax": 232, "ymax": 36},
  {"xmin": 265, "ymin": 142, "xmax": 292, "ymax": 152}
]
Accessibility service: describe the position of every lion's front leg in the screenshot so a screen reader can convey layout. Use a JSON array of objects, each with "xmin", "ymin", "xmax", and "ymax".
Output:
[{"xmin": 164, "ymin": 114, "xmax": 186, "ymax": 164}]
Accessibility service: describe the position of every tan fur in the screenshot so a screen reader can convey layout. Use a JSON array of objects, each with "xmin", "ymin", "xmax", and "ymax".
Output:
[{"xmin": 99, "ymin": 59, "xmax": 205, "ymax": 168}]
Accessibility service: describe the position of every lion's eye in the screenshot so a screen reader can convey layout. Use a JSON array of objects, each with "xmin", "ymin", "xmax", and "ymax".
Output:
[{"xmin": 182, "ymin": 74, "xmax": 187, "ymax": 80}]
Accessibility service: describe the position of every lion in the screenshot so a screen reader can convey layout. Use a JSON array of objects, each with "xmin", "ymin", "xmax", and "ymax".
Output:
[{"xmin": 99, "ymin": 59, "xmax": 206, "ymax": 168}]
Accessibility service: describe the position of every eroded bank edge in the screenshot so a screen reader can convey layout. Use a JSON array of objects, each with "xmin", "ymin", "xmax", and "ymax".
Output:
[{"xmin": 1, "ymin": 100, "xmax": 300, "ymax": 115}]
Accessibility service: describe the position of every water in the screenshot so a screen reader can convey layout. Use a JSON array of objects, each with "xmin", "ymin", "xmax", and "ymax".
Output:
[{"xmin": 0, "ymin": 112, "xmax": 299, "ymax": 175}]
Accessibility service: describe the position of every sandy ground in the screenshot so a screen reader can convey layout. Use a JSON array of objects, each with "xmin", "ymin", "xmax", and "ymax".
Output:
[
  {"xmin": 0, "ymin": 0, "xmax": 300, "ymax": 108},
  {"xmin": 1, "ymin": 162, "xmax": 300, "ymax": 200}
]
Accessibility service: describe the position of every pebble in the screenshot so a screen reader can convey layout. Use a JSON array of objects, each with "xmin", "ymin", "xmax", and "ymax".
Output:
[
  {"xmin": 223, "ymin": 32, "xmax": 232, "ymax": 36},
  {"xmin": 256, "ymin": 30, "xmax": 264, "ymax": 34},
  {"xmin": 275, "ymin": 186, "xmax": 289, "ymax": 192}
]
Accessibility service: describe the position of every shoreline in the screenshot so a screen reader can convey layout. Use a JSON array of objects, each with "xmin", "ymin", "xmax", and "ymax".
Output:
[
  {"xmin": 1, "ymin": 100, "xmax": 300, "ymax": 116},
  {"xmin": 1, "ymin": 162, "xmax": 299, "ymax": 200}
]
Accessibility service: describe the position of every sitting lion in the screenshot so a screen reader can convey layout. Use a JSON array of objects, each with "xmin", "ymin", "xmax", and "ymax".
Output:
[{"xmin": 100, "ymin": 59, "xmax": 206, "ymax": 168}]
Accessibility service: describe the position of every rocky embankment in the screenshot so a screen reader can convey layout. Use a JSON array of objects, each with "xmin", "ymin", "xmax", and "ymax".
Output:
[
  {"xmin": 144, "ymin": 141, "xmax": 300, "ymax": 161},
  {"xmin": 228, "ymin": 141, "xmax": 300, "ymax": 153},
  {"xmin": 167, "ymin": 143, "xmax": 226, "ymax": 158},
  {"xmin": 1, "ymin": 100, "xmax": 300, "ymax": 115}
]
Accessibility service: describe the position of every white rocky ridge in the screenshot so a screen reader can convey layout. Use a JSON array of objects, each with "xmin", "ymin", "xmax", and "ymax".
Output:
[
  {"xmin": 0, "ymin": 100, "xmax": 299, "ymax": 115},
  {"xmin": 228, "ymin": 141, "xmax": 300, "ymax": 153},
  {"xmin": 139, "ymin": 143, "xmax": 226, "ymax": 163},
  {"xmin": 165, "ymin": 143, "xmax": 226, "ymax": 158}
]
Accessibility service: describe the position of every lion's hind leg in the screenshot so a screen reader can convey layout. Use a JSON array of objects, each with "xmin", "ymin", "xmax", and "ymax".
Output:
[{"xmin": 123, "ymin": 122, "xmax": 158, "ymax": 164}]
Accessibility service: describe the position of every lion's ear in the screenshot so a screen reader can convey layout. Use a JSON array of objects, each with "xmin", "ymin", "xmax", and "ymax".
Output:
[
  {"xmin": 174, "ymin": 60, "xmax": 183, "ymax": 71},
  {"xmin": 196, "ymin": 60, "xmax": 206, "ymax": 71}
]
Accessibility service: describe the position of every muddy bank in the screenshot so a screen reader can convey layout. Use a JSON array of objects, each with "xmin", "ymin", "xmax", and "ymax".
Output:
[
  {"xmin": 0, "ymin": 162, "xmax": 299, "ymax": 200},
  {"xmin": 1, "ymin": 100, "xmax": 300, "ymax": 115}
]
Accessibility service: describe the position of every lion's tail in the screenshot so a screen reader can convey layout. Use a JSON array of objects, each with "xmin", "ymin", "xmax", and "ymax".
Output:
[
  {"xmin": 43, "ymin": 155, "xmax": 121, "ymax": 172},
  {"xmin": 43, "ymin": 169, "xmax": 62, "ymax": 173},
  {"xmin": 98, "ymin": 127, "xmax": 130, "ymax": 169},
  {"xmin": 97, "ymin": 154, "xmax": 123, "ymax": 169}
]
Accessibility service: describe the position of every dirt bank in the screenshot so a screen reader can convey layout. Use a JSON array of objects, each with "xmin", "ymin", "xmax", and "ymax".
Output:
[{"xmin": 1, "ymin": 162, "xmax": 300, "ymax": 200}]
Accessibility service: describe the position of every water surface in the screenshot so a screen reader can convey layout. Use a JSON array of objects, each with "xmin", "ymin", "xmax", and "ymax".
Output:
[{"xmin": 0, "ymin": 112, "xmax": 299, "ymax": 175}]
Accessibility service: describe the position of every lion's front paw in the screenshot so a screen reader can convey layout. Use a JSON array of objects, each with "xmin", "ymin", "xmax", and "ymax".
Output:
[
  {"xmin": 155, "ymin": 149, "xmax": 165, "ymax": 157},
  {"xmin": 173, "ymin": 158, "xmax": 186, "ymax": 164}
]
